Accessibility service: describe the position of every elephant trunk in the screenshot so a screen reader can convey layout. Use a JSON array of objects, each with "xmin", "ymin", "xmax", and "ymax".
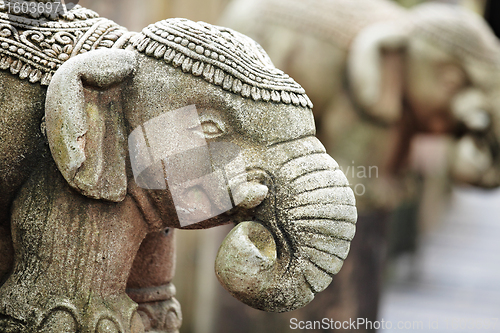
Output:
[{"xmin": 215, "ymin": 137, "xmax": 357, "ymax": 312}]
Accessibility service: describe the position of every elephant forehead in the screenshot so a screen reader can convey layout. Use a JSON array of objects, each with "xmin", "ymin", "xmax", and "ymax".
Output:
[
  {"xmin": 231, "ymin": 97, "xmax": 316, "ymax": 144},
  {"xmin": 131, "ymin": 18, "xmax": 313, "ymax": 109},
  {"xmin": 129, "ymin": 61, "xmax": 316, "ymax": 144}
]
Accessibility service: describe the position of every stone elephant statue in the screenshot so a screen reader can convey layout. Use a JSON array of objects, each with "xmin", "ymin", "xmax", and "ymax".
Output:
[
  {"xmin": 219, "ymin": 0, "xmax": 500, "ymax": 331},
  {"xmin": 0, "ymin": 3, "xmax": 357, "ymax": 333}
]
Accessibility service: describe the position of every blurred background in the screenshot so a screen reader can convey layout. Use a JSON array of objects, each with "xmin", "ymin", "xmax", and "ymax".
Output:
[{"xmin": 78, "ymin": 0, "xmax": 500, "ymax": 332}]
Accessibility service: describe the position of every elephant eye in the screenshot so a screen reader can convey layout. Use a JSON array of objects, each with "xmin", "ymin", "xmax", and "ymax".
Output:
[{"xmin": 200, "ymin": 120, "xmax": 224, "ymax": 139}]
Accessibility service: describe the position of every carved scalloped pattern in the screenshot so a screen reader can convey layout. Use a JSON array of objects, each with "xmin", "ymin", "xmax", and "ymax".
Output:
[{"xmin": 133, "ymin": 18, "xmax": 313, "ymax": 108}]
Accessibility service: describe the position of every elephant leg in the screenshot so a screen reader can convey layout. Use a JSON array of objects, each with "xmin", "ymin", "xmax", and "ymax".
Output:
[
  {"xmin": 127, "ymin": 229, "xmax": 182, "ymax": 333},
  {"xmin": 0, "ymin": 161, "xmax": 149, "ymax": 333}
]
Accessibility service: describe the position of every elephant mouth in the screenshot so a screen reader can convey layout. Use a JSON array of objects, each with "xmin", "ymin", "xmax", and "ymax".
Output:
[{"xmin": 173, "ymin": 168, "xmax": 271, "ymax": 229}]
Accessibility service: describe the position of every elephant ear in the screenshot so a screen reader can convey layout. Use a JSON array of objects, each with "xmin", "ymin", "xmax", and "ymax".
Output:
[
  {"xmin": 347, "ymin": 21, "xmax": 408, "ymax": 124},
  {"xmin": 45, "ymin": 49, "xmax": 137, "ymax": 202}
]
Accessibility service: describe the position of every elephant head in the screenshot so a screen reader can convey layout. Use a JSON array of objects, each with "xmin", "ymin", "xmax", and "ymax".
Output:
[
  {"xmin": 348, "ymin": 3, "xmax": 500, "ymax": 185},
  {"xmin": 42, "ymin": 19, "xmax": 356, "ymax": 314}
]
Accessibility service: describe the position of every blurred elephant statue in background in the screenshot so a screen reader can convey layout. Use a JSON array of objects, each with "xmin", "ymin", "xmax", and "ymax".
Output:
[
  {"xmin": 221, "ymin": 0, "xmax": 500, "ymax": 204},
  {"xmin": 220, "ymin": 0, "xmax": 500, "ymax": 331},
  {"xmin": 0, "ymin": 4, "xmax": 356, "ymax": 333}
]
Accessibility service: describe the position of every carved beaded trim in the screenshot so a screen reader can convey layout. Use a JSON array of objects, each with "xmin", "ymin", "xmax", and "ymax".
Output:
[
  {"xmin": 133, "ymin": 18, "xmax": 313, "ymax": 108},
  {"xmin": 0, "ymin": 5, "xmax": 125, "ymax": 85}
]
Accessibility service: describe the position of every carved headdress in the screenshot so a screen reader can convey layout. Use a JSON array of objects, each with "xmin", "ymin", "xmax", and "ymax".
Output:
[
  {"xmin": 131, "ymin": 19, "xmax": 313, "ymax": 108},
  {"xmin": 0, "ymin": 3, "xmax": 313, "ymax": 108},
  {"xmin": 0, "ymin": 2, "xmax": 124, "ymax": 84}
]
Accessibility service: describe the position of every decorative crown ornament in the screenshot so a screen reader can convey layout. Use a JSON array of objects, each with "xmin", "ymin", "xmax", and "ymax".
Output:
[
  {"xmin": 131, "ymin": 18, "xmax": 313, "ymax": 108},
  {"xmin": 0, "ymin": 4, "xmax": 313, "ymax": 108}
]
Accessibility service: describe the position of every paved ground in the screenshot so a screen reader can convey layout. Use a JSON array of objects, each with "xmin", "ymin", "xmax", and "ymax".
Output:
[{"xmin": 379, "ymin": 186, "xmax": 500, "ymax": 333}]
